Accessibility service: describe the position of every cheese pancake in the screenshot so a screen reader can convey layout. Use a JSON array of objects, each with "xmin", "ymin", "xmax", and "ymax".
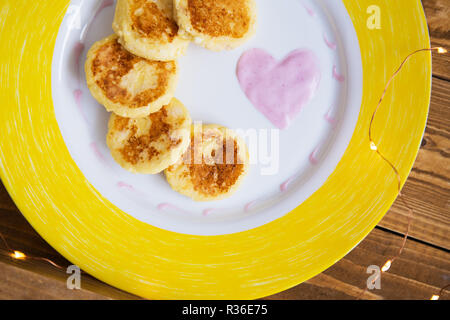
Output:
[
  {"xmin": 174, "ymin": 0, "xmax": 257, "ymax": 51},
  {"xmin": 113, "ymin": 0, "xmax": 190, "ymax": 61},
  {"xmin": 106, "ymin": 98, "xmax": 191, "ymax": 174},
  {"xmin": 165, "ymin": 124, "xmax": 250, "ymax": 201},
  {"xmin": 85, "ymin": 35, "xmax": 178, "ymax": 118}
]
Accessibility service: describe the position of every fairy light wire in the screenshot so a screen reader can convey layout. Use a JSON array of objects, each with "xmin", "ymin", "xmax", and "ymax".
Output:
[
  {"xmin": 368, "ymin": 47, "xmax": 445, "ymax": 270},
  {"xmin": 360, "ymin": 46, "xmax": 447, "ymax": 299},
  {"xmin": 0, "ymin": 47, "xmax": 447, "ymax": 298},
  {"xmin": 2, "ymin": 247, "xmax": 66, "ymax": 270},
  {"xmin": 0, "ymin": 231, "xmax": 12, "ymax": 252},
  {"xmin": 431, "ymin": 284, "xmax": 450, "ymax": 300},
  {"xmin": 0, "ymin": 232, "xmax": 66, "ymax": 270}
]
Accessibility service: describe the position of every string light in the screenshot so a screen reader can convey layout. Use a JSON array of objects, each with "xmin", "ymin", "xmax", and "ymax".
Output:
[
  {"xmin": 10, "ymin": 250, "xmax": 26, "ymax": 260},
  {"xmin": 360, "ymin": 46, "xmax": 448, "ymax": 300},
  {"xmin": 369, "ymin": 141, "xmax": 378, "ymax": 151},
  {"xmin": 381, "ymin": 260, "xmax": 392, "ymax": 273},
  {"xmin": 1, "ymin": 228, "xmax": 66, "ymax": 270},
  {"xmin": 0, "ymin": 47, "xmax": 448, "ymax": 299},
  {"xmin": 4, "ymin": 246, "xmax": 66, "ymax": 270},
  {"xmin": 429, "ymin": 284, "xmax": 450, "ymax": 300},
  {"xmin": 0, "ymin": 230, "xmax": 11, "ymax": 252}
]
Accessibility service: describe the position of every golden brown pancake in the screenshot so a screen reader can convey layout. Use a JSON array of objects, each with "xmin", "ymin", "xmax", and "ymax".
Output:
[
  {"xmin": 107, "ymin": 98, "xmax": 191, "ymax": 174},
  {"xmin": 85, "ymin": 35, "xmax": 178, "ymax": 118},
  {"xmin": 113, "ymin": 0, "xmax": 190, "ymax": 61},
  {"xmin": 165, "ymin": 124, "xmax": 250, "ymax": 201},
  {"xmin": 174, "ymin": 0, "xmax": 257, "ymax": 51}
]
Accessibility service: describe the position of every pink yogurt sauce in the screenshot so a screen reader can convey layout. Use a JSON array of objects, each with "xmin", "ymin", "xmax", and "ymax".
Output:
[{"xmin": 237, "ymin": 48, "xmax": 321, "ymax": 129}]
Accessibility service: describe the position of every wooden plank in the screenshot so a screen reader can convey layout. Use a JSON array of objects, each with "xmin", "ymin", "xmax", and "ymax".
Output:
[
  {"xmin": 0, "ymin": 252, "xmax": 140, "ymax": 300},
  {"xmin": 423, "ymin": 0, "xmax": 450, "ymax": 80},
  {"xmin": 0, "ymin": 253, "xmax": 140, "ymax": 300},
  {"xmin": 266, "ymin": 228, "xmax": 450, "ymax": 300},
  {"xmin": 376, "ymin": 0, "xmax": 450, "ymax": 247},
  {"xmin": 377, "ymin": 77, "xmax": 450, "ymax": 249},
  {"xmin": 0, "ymin": 0, "xmax": 448, "ymax": 300},
  {"xmin": 0, "ymin": 208, "xmax": 140, "ymax": 300},
  {"xmin": 0, "ymin": 183, "xmax": 17, "ymax": 212},
  {"xmin": 1, "ymin": 222, "xmax": 447, "ymax": 300},
  {"xmin": 0, "ymin": 259, "xmax": 110, "ymax": 300}
]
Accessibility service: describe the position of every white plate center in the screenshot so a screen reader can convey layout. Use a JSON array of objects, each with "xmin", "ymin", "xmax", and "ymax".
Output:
[{"xmin": 52, "ymin": 0, "xmax": 362, "ymax": 235}]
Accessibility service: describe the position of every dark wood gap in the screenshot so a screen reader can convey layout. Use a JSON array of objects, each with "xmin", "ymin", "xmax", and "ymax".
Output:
[
  {"xmin": 432, "ymin": 74, "xmax": 450, "ymax": 82},
  {"xmin": 374, "ymin": 225, "xmax": 449, "ymax": 253}
]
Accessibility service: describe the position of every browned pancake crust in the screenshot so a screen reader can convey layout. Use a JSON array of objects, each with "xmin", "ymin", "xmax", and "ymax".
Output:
[
  {"xmin": 113, "ymin": 108, "xmax": 182, "ymax": 166},
  {"xmin": 180, "ymin": 134, "xmax": 244, "ymax": 197},
  {"xmin": 187, "ymin": 0, "xmax": 251, "ymax": 38},
  {"xmin": 91, "ymin": 38, "xmax": 176, "ymax": 109},
  {"xmin": 130, "ymin": 0, "xmax": 179, "ymax": 42}
]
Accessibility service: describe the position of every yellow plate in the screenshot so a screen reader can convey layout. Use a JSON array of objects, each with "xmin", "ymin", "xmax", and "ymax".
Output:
[{"xmin": 0, "ymin": 0, "xmax": 430, "ymax": 299}]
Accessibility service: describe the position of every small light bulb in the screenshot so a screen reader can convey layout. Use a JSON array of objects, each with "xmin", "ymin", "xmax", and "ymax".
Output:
[
  {"xmin": 11, "ymin": 251, "xmax": 26, "ymax": 260},
  {"xmin": 430, "ymin": 295, "xmax": 440, "ymax": 300},
  {"xmin": 370, "ymin": 141, "xmax": 378, "ymax": 151},
  {"xmin": 381, "ymin": 260, "xmax": 392, "ymax": 272},
  {"xmin": 437, "ymin": 47, "xmax": 447, "ymax": 54}
]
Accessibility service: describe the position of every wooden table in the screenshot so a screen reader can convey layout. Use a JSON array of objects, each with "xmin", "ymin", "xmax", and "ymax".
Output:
[{"xmin": 0, "ymin": 0, "xmax": 448, "ymax": 300}]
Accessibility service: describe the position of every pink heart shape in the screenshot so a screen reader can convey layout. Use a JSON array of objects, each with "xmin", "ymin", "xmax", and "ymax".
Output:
[{"xmin": 237, "ymin": 48, "xmax": 321, "ymax": 129}]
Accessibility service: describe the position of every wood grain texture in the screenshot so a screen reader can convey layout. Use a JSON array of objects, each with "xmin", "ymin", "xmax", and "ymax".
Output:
[
  {"xmin": 423, "ymin": 0, "xmax": 450, "ymax": 80},
  {"xmin": 377, "ymin": 78, "xmax": 450, "ymax": 250},
  {"xmin": 268, "ymin": 228, "xmax": 450, "ymax": 300},
  {"xmin": 0, "ymin": 260, "xmax": 109, "ymax": 300},
  {"xmin": 1, "ymin": 210, "xmax": 448, "ymax": 300},
  {"xmin": 0, "ymin": 0, "xmax": 448, "ymax": 300},
  {"xmin": 0, "ymin": 208, "xmax": 140, "ymax": 300}
]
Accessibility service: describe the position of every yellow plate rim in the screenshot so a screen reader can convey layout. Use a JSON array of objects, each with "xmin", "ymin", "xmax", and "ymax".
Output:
[{"xmin": 0, "ymin": 0, "xmax": 431, "ymax": 299}]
